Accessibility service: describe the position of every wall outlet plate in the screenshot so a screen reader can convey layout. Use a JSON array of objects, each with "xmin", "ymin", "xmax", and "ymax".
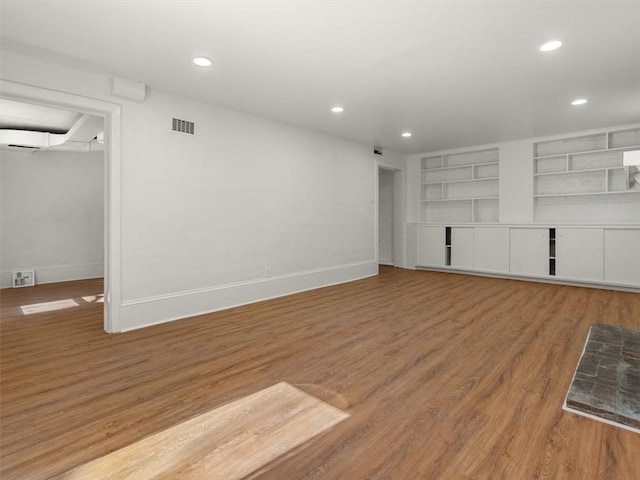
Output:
[{"xmin": 13, "ymin": 270, "xmax": 35, "ymax": 288}]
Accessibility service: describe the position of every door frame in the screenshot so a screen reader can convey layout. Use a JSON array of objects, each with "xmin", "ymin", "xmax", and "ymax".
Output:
[{"xmin": 1, "ymin": 79, "xmax": 122, "ymax": 333}]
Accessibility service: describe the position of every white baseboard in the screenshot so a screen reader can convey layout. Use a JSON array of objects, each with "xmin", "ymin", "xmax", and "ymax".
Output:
[
  {"xmin": 0, "ymin": 263, "xmax": 104, "ymax": 289},
  {"xmin": 119, "ymin": 261, "xmax": 378, "ymax": 332},
  {"xmin": 415, "ymin": 266, "xmax": 640, "ymax": 293}
]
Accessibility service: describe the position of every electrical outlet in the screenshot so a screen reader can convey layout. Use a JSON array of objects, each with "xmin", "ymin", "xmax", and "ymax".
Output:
[{"xmin": 265, "ymin": 266, "xmax": 272, "ymax": 277}]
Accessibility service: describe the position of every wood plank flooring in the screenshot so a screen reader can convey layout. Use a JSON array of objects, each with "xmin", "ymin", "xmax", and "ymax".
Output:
[
  {"xmin": 1, "ymin": 268, "xmax": 639, "ymax": 479},
  {"xmin": 54, "ymin": 382, "xmax": 349, "ymax": 479}
]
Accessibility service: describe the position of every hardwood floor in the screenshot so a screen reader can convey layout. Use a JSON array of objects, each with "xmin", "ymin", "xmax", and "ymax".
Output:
[
  {"xmin": 1, "ymin": 268, "xmax": 639, "ymax": 479},
  {"xmin": 55, "ymin": 382, "xmax": 349, "ymax": 480}
]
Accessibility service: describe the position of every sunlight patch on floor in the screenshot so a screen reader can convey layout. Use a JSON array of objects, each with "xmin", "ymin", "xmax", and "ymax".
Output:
[
  {"xmin": 56, "ymin": 382, "xmax": 349, "ymax": 480},
  {"xmin": 20, "ymin": 299, "xmax": 79, "ymax": 315},
  {"xmin": 81, "ymin": 294, "xmax": 104, "ymax": 304}
]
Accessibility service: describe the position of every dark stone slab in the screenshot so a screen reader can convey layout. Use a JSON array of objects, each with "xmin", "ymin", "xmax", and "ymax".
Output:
[{"xmin": 565, "ymin": 323, "xmax": 640, "ymax": 432}]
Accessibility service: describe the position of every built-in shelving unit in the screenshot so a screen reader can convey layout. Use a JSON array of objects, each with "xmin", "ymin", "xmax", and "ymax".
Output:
[
  {"xmin": 533, "ymin": 128, "xmax": 640, "ymax": 223},
  {"xmin": 421, "ymin": 148, "xmax": 499, "ymax": 223}
]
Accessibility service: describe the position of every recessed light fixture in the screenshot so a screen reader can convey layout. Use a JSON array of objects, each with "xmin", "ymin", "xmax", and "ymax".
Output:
[
  {"xmin": 401, "ymin": 132, "xmax": 412, "ymax": 138},
  {"xmin": 331, "ymin": 106, "xmax": 345, "ymax": 113},
  {"xmin": 193, "ymin": 57, "xmax": 212, "ymax": 67},
  {"xmin": 540, "ymin": 40, "xmax": 562, "ymax": 52},
  {"xmin": 571, "ymin": 98, "xmax": 588, "ymax": 106}
]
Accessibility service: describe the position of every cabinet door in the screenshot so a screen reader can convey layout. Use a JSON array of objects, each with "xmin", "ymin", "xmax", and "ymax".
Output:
[
  {"xmin": 451, "ymin": 227, "xmax": 474, "ymax": 269},
  {"xmin": 510, "ymin": 228, "xmax": 549, "ymax": 276},
  {"xmin": 474, "ymin": 228, "xmax": 510, "ymax": 272},
  {"xmin": 556, "ymin": 228, "xmax": 604, "ymax": 281},
  {"xmin": 416, "ymin": 226, "xmax": 445, "ymax": 266},
  {"xmin": 604, "ymin": 229, "xmax": 640, "ymax": 286}
]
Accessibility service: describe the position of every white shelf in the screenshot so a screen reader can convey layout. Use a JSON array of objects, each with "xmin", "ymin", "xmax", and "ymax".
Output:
[
  {"xmin": 474, "ymin": 163, "xmax": 499, "ymax": 179},
  {"xmin": 423, "ymin": 196, "xmax": 499, "ymax": 202},
  {"xmin": 421, "ymin": 165, "xmax": 471, "ymax": 173},
  {"xmin": 443, "ymin": 148, "xmax": 499, "ymax": 168},
  {"xmin": 534, "ymin": 190, "xmax": 640, "ymax": 198},
  {"xmin": 569, "ymin": 150, "xmax": 625, "ymax": 171},
  {"xmin": 533, "ymin": 166, "xmax": 624, "ymax": 177},
  {"xmin": 421, "ymin": 148, "xmax": 499, "ymax": 223},
  {"xmin": 420, "ymin": 160, "xmax": 499, "ymax": 172},
  {"xmin": 534, "ymin": 133, "xmax": 607, "ymax": 157},
  {"xmin": 533, "ymin": 128, "xmax": 640, "ymax": 224},
  {"xmin": 422, "ymin": 166, "xmax": 471, "ymax": 184},
  {"xmin": 533, "ymin": 144, "xmax": 640, "ymax": 160},
  {"xmin": 423, "ymin": 199, "xmax": 473, "ymax": 223},
  {"xmin": 534, "ymin": 192, "xmax": 640, "ymax": 224},
  {"xmin": 421, "ymin": 156, "xmax": 443, "ymax": 170},
  {"xmin": 474, "ymin": 198, "xmax": 499, "ymax": 223},
  {"xmin": 445, "ymin": 177, "xmax": 499, "ymax": 183},
  {"xmin": 608, "ymin": 128, "xmax": 640, "ymax": 149}
]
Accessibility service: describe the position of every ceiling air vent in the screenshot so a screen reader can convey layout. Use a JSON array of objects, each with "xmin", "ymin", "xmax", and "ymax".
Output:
[{"xmin": 172, "ymin": 118, "xmax": 195, "ymax": 135}]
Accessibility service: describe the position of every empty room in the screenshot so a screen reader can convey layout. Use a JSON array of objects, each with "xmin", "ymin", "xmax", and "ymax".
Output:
[{"xmin": 1, "ymin": 2, "xmax": 639, "ymax": 479}]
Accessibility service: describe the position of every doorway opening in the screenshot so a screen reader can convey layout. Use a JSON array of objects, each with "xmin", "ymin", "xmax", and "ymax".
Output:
[
  {"xmin": 378, "ymin": 168, "xmax": 394, "ymax": 266},
  {"xmin": 0, "ymin": 79, "xmax": 122, "ymax": 332},
  {"xmin": 377, "ymin": 165, "xmax": 404, "ymax": 268}
]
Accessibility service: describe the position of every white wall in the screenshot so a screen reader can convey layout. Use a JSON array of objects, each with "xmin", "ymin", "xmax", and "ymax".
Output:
[
  {"xmin": 120, "ymin": 89, "xmax": 375, "ymax": 303},
  {"xmin": 1, "ymin": 50, "xmax": 382, "ymax": 331},
  {"xmin": 378, "ymin": 168, "xmax": 394, "ymax": 264},
  {"xmin": 0, "ymin": 149, "xmax": 104, "ymax": 287}
]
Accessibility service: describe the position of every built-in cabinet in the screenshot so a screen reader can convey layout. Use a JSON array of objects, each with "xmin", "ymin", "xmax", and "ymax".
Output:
[
  {"xmin": 451, "ymin": 227, "xmax": 474, "ymax": 269},
  {"xmin": 509, "ymin": 228, "xmax": 549, "ymax": 277},
  {"xmin": 414, "ymin": 224, "xmax": 640, "ymax": 290},
  {"xmin": 474, "ymin": 227, "xmax": 509, "ymax": 272},
  {"xmin": 604, "ymin": 229, "xmax": 640, "ymax": 286},
  {"xmin": 555, "ymin": 228, "xmax": 603, "ymax": 281},
  {"xmin": 416, "ymin": 226, "xmax": 446, "ymax": 266}
]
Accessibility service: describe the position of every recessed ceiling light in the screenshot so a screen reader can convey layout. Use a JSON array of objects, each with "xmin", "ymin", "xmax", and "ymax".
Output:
[
  {"xmin": 571, "ymin": 98, "xmax": 588, "ymax": 106},
  {"xmin": 331, "ymin": 106, "xmax": 345, "ymax": 113},
  {"xmin": 539, "ymin": 40, "xmax": 562, "ymax": 52},
  {"xmin": 401, "ymin": 132, "xmax": 412, "ymax": 138},
  {"xmin": 193, "ymin": 57, "xmax": 212, "ymax": 67}
]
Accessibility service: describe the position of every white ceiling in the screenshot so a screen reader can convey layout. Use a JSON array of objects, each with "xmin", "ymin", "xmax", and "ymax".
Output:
[{"xmin": 1, "ymin": 1, "xmax": 639, "ymax": 154}]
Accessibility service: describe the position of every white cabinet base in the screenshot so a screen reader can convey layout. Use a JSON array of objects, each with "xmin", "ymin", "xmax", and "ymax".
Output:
[
  {"xmin": 510, "ymin": 228, "xmax": 549, "ymax": 277},
  {"xmin": 412, "ymin": 223, "xmax": 639, "ymax": 291},
  {"xmin": 604, "ymin": 229, "xmax": 640, "ymax": 286},
  {"xmin": 556, "ymin": 228, "xmax": 604, "ymax": 281},
  {"xmin": 474, "ymin": 227, "xmax": 509, "ymax": 272},
  {"xmin": 451, "ymin": 227, "xmax": 474, "ymax": 269},
  {"xmin": 416, "ymin": 226, "xmax": 445, "ymax": 266}
]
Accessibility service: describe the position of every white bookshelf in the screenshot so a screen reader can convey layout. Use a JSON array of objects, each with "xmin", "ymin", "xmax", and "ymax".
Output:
[
  {"xmin": 533, "ymin": 128, "xmax": 640, "ymax": 223},
  {"xmin": 420, "ymin": 148, "xmax": 499, "ymax": 223}
]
